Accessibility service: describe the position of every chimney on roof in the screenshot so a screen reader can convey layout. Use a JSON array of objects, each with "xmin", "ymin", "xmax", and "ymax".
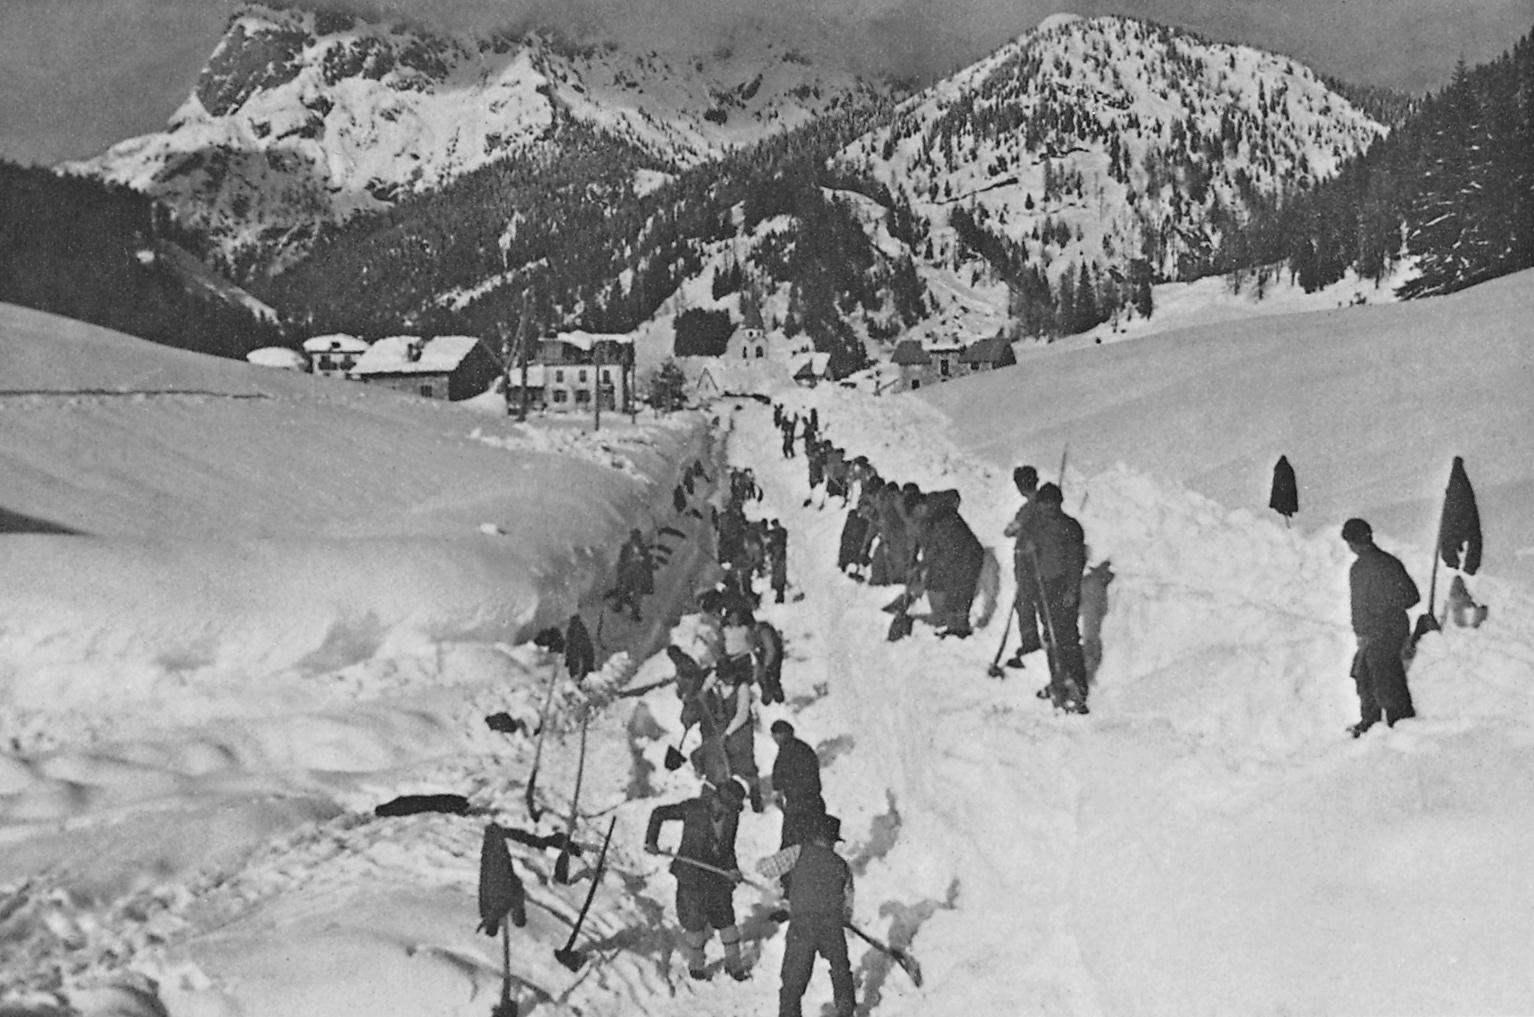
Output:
[{"xmin": 407, "ymin": 339, "xmax": 423, "ymax": 362}]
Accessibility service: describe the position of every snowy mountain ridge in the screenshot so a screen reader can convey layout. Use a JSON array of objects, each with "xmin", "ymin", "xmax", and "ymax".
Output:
[
  {"xmin": 64, "ymin": 4, "xmax": 886, "ymax": 269},
  {"xmin": 827, "ymin": 13, "xmax": 1387, "ymax": 339}
]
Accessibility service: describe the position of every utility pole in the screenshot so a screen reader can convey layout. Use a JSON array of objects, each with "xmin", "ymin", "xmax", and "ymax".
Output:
[
  {"xmin": 516, "ymin": 292, "xmax": 532, "ymax": 423},
  {"xmin": 592, "ymin": 340, "xmax": 603, "ymax": 432}
]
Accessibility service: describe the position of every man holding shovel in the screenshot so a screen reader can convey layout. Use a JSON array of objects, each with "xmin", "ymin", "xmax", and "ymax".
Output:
[
  {"xmin": 756, "ymin": 813, "xmax": 855, "ymax": 1017},
  {"xmin": 644, "ymin": 779, "xmax": 750, "ymax": 981}
]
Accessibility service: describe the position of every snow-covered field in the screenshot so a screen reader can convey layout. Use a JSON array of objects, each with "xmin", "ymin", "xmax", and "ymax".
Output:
[{"xmin": 2, "ymin": 270, "xmax": 1532, "ymax": 1016}]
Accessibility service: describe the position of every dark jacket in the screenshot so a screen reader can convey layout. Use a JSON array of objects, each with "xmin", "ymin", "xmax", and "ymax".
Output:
[
  {"xmin": 772, "ymin": 736, "xmax": 823, "ymax": 806},
  {"xmin": 646, "ymin": 797, "xmax": 739, "ymax": 885},
  {"xmin": 1027, "ymin": 506, "xmax": 1086, "ymax": 585},
  {"xmin": 1350, "ymin": 543, "xmax": 1420, "ymax": 638},
  {"xmin": 916, "ymin": 490, "xmax": 984, "ymax": 594},
  {"xmin": 618, "ymin": 536, "xmax": 655, "ymax": 594},
  {"xmin": 787, "ymin": 843, "xmax": 852, "ymax": 922}
]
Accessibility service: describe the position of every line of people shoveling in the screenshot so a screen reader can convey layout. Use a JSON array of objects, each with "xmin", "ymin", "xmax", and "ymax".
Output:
[
  {"xmin": 642, "ymin": 454, "xmax": 911, "ymax": 1017},
  {"xmin": 779, "ymin": 402, "xmax": 1104, "ymax": 714}
]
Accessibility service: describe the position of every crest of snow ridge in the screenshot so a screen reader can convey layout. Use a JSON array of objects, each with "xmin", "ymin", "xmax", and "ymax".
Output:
[{"xmin": 837, "ymin": 14, "xmax": 1387, "ymax": 285}]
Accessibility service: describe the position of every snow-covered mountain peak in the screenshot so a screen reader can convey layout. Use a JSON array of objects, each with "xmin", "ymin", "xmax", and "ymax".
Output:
[
  {"xmin": 64, "ymin": 3, "xmax": 885, "ymax": 271},
  {"xmin": 829, "ymin": 13, "xmax": 1387, "ymax": 338}
]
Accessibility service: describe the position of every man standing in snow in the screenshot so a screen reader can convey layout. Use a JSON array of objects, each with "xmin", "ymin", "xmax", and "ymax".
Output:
[
  {"xmin": 770, "ymin": 720, "xmax": 824, "ymax": 850},
  {"xmin": 1024, "ymin": 483, "xmax": 1089, "ymax": 712},
  {"xmin": 613, "ymin": 528, "xmax": 655, "ymax": 621},
  {"xmin": 910, "ymin": 489, "xmax": 985, "ymax": 638},
  {"xmin": 645, "ymin": 780, "xmax": 750, "ymax": 981},
  {"xmin": 1343, "ymin": 517, "xmax": 1420, "ymax": 735},
  {"xmin": 1002, "ymin": 465, "xmax": 1045, "ymax": 668},
  {"xmin": 757, "ymin": 813, "xmax": 855, "ymax": 1017},
  {"xmin": 768, "ymin": 521, "xmax": 789, "ymax": 603}
]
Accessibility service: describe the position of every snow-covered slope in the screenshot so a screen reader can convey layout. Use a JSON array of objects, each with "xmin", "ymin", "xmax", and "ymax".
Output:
[
  {"xmin": 63, "ymin": 4, "xmax": 883, "ymax": 268},
  {"xmin": 1, "ymin": 259, "xmax": 1530, "ymax": 1016},
  {"xmin": 0, "ymin": 301, "xmax": 708, "ymax": 724}
]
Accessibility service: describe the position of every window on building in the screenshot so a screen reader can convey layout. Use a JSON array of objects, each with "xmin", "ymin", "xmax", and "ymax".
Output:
[
  {"xmin": 575, "ymin": 389, "xmax": 591, "ymax": 404},
  {"xmin": 553, "ymin": 389, "xmax": 568, "ymax": 404},
  {"xmin": 419, "ymin": 384, "xmax": 434, "ymax": 398},
  {"xmin": 911, "ymin": 378, "xmax": 922, "ymax": 389},
  {"xmin": 579, "ymin": 370, "xmax": 588, "ymax": 383},
  {"xmin": 755, "ymin": 346, "xmax": 764, "ymax": 358},
  {"xmin": 940, "ymin": 359, "xmax": 950, "ymax": 377},
  {"xmin": 555, "ymin": 370, "xmax": 564, "ymax": 383}
]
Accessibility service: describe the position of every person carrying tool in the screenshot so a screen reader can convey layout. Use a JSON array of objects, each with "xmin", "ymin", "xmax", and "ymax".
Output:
[
  {"xmin": 756, "ymin": 813, "xmax": 855, "ymax": 1017},
  {"xmin": 644, "ymin": 780, "xmax": 750, "ymax": 982},
  {"xmin": 1022, "ymin": 483, "xmax": 1089, "ymax": 712},
  {"xmin": 1001, "ymin": 465, "xmax": 1044, "ymax": 667}
]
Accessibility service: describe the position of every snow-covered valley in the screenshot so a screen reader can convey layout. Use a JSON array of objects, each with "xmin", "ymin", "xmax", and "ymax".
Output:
[{"xmin": 2, "ymin": 269, "xmax": 1533, "ymax": 1016}]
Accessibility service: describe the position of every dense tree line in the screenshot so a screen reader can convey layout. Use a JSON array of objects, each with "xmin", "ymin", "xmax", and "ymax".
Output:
[
  {"xmin": 1223, "ymin": 27, "xmax": 1534, "ymax": 298},
  {"xmin": 254, "ymin": 95, "xmax": 900, "ymax": 376},
  {"xmin": 0, "ymin": 162, "xmax": 283, "ymax": 358}
]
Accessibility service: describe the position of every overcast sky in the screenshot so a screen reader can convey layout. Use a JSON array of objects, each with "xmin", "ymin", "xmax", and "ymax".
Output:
[{"xmin": 2, "ymin": 0, "xmax": 1530, "ymax": 166}]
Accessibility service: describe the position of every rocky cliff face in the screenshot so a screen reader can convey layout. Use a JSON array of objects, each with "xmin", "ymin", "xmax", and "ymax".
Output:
[{"xmin": 66, "ymin": 5, "xmax": 884, "ymax": 272}]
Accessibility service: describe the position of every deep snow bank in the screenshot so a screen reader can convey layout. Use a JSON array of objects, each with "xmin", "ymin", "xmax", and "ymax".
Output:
[{"xmin": 0, "ymin": 303, "xmax": 713, "ymax": 734}]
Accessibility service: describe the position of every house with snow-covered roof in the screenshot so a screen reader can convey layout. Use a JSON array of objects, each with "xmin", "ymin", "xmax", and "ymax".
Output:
[
  {"xmin": 890, "ymin": 339, "xmax": 933, "ymax": 391},
  {"xmin": 350, "ymin": 335, "xmax": 498, "ymax": 401},
  {"xmin": 959, "ymin": 335, "xmax": 1017, "ymax": 375},
  {"xmin": 301, "ymin": 334, "xmax": 370, "ymax": 378},
  {"xmin": 535, "ymin": 330, "xmax": 635, "ymax": 414}
]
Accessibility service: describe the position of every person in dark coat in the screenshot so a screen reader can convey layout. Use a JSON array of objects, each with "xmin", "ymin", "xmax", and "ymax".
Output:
[
  {"xmin": 1343, "ymin": 517, "xmax": 1420, "ymax": 735},
  {"xmin": 757, "ymin": 813, "xmax": 855, "ymax": 1017},
  {"xmin": 1002, "ymin": 465, "xmax": 1045, "ymax": 667},
  {"xmin": 1024, "ymin": 483, "xmax": 1088, "ymax": 711},
  {"xmin": 613, "ymin": 529, "xmax": 655, "ymax": 620},
  {"xmin": 768, "ymin": 521, "xmax": 789, "ymax": 603},
  {"xmin": 836, "ymin": 498, "xmax": 870, "ymax": 577},
  {"xmin": 770, "ymin": 720, "xmax": 824, "ymax": 850},
  {"xmin": 564, "ymin": 613, "xmax": 595, "ymax": 681},
  {"xmin": 645, "ymin": 781, "xmax": 750, "ymax": 981},
  {"xmin": 910, "ymin": 489, "xmax": 985, "ymax": 638}
]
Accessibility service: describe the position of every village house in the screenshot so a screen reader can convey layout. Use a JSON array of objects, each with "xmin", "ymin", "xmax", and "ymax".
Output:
[
  {"xmin": 723, "ymin": 325, "xmax": 813, "ymax": 364},
  {"xmin": 350, "ymin": 335, "xmax": 499, "ymax": 401},
  {"xmin": 890, "ymin": 339, "xmax": 933, "ymax": 390},
  {"xmin": 888, "ymin": 334, "xmax": 1016, "ymax": 392},
  {"xmin": 301, "ymin": 334, "xmax": 370, "ymax": 378},
  {"xmin": 536, "ymin": 330, "xmax": 635, "ymax": 414},
  {"xmin": 958, "ymin": 335, "xmax": 1018, "ymax": 374}
]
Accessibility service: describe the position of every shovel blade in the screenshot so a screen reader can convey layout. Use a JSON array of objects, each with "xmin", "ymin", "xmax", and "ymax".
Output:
[
  {"xmin": 553, "ymin": 849, "xmax": 572, "ymax": 885},
  {"xmin": 664, "ymin": 745, "xmax": 686, "ymax": 771},
  {"xmin": 554, "ymin": 948, "xmax": 584, "ymax": 972}
]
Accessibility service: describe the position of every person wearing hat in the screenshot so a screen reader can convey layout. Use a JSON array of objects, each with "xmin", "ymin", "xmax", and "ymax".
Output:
[
  {"xmin": 645, "ymin": 780, "xmax": 750, "ymax": 981},
  {"xmin": 756, "ymin": 812, "xmax": 855, "ymax": 1017},
  {"xmin": 1342, "ymin": 517, "xmax": 1420, "ymax": 735},
  {"xmin": 1023, "ymin": 482, "xmax": 1089, "ymax": 712},
  {"xmin": 1002, "ymin": 465, "xmax": 1046, "ymax": 667}
]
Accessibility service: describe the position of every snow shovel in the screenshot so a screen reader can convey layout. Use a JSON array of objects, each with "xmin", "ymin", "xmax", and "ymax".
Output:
[
  {"xmin": 663, "ymin": 720, "xmax": 695, "ymax": 771},
  {"xmin": 493, "ymin": 921, "xmax": 517, "ymax": 1017},
  {"xmin": 654, "ymin": 851, "xmax": 769, "ymax": 891},
  {"xmin": 986, "ymin": 601, "xmax": 1017, "ymax": 679},
  {"xmin": 553, "ymin": 709, "xmax": 591, "ymax": 885},
  {"xmin": 848, "ymin": 922, "xmax": 923, "ymax": 988},
  {"xmin": 523, "ymin": 663, "xmax": 565, "ymax": 823},
  {"xmin": 553, "ymin": 816, "xmax": 617, "ymax": 972}
]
